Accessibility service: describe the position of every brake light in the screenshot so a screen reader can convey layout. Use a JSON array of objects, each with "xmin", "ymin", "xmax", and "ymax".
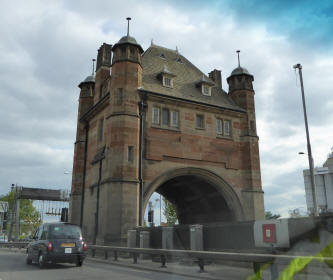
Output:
[
  {"xmin": 47, "ymin": 242, "xmax": 53, "ymax": 252},
  {"xmin": 83, "ymin": 241, "xmax": 87, "ymax": 251}
]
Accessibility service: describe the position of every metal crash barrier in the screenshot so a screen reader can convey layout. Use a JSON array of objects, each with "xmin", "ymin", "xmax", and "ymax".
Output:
[{"xmin": 2, "ymin": 242, "xmax": 333, "ymax": 279}]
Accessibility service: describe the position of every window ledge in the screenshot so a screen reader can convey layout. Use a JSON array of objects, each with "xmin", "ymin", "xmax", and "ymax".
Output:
[
  {"xmin": 216, "ymin": 135, "xmax": 233, "ymax": 141},
  {"xmin": 151, "ymin": 124, "xmax": 180, "ymax": 132},
  {"xmin": 195, "ymin": 127, "xmax": 205, "ymax": 130}
]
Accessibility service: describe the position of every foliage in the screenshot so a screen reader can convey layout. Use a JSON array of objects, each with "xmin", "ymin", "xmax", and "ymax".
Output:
[
  {"xmin": 162, "ymin": 197, "xmax": 178, "ymax": 226},
  {"xmin": 0, "ymin": 189, "xmax": 41, "ymax": 239},
  {"xmin": 265, "ymin": 211, "xmax": 281, "ymax": 220}
]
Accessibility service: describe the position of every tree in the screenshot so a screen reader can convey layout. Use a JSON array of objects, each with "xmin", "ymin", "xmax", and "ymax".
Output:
[
  {"xmin": 162, "ymin": 197, "xmax": 178, "ymax": 226},
  {"xmin": 265, "ymin": 211, "xmax": 281, "ymax": 220},
  {"xmin": 0, "ymin": 189, "xmax": 41, "ymax": 239}
]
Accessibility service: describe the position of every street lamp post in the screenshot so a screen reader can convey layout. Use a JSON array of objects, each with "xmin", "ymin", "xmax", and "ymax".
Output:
[{"xmin": 294, "ymin": 64, "xmax": 318, "ymax": 216}]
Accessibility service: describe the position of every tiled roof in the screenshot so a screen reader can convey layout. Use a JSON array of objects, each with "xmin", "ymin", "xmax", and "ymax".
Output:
[{"xmin": 141, "ymin": 44, "xmax": 244, "ymax": 112}]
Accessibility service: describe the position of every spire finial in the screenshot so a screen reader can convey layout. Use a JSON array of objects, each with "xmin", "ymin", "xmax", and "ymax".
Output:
[
  {"xmin": 151, "ymin": 38, "xmax": 154, "ymax": 46},
  {"xmin": 126, "ymin": 17, "xmax": 131, "ymax": 37},
  {"xmin": 92, "ymin": 59, "xmax": 96, "ymax": 75},
  {"xmin": 236, "ymin": 50, "xmax": 240, "ymax": 67}
]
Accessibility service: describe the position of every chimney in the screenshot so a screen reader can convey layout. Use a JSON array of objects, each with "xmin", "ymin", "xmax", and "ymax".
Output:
[
  {"xmin": 209, "ymin": 69, "xmax": 222, "ymax": 89},
  {"xmin": 96, "ymin": 43, "xmax": 112, "ymax": 71}
]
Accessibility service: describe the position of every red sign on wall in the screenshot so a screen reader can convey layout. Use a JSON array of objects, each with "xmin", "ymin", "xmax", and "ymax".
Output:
[{"xmin": 262, "ymin": 224, "xmax": 277, "ymax": 243}]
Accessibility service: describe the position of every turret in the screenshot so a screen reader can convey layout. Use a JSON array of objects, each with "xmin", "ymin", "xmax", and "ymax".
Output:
[
  {"xmin": 227, "ymin": 51, "xmax": 264, "ymax": 219},
  {"xmin": 227, "ymin": 51, "xmax": 256, "ymax": 137},
  {"xmin": 110, "ymin": 17, "xmax": 144, "ymax": 114},
  {"xmin": 102, "ymin": 18, "xmax": 144, "ymax": 241},
  {"xmin": 70, "ymin": 67, "xmax": 95, "ymax": 225}
]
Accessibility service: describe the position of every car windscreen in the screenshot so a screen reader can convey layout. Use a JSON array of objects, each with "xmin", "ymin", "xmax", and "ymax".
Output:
[{"xmin": 48, "ymin": 224, "xmax": 82, "ymax": 239}]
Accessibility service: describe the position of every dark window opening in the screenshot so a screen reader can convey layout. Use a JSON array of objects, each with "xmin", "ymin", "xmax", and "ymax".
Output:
[
  {"xmin": 116, "ymin": 88, "xmax": 123, "ymax": 105},
  {"xmin": 128, "ymin": 146, "xmax": 134, "ymax": 162},
  {"xmin": 162, "ymin": 108, "xmax": 170, "ymax": 126},
  {"xmin": 98, "ymin": 118, "xmax": 104, "ymax": 142},
  {"xmin": 196, "ymin": 115, "xmax": 204, "ymax": 129}
]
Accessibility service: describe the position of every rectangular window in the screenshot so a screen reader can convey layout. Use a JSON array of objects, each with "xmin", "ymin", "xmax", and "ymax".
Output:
[
  {"xmin": 196, "ymin": 114, "xmax": 204, "ymax": 129},
  {"xmin": 224, "ymin": 120, "xmax": 231, "ymax": 136},
  {"xmin": 162, "ymin": 108, "xmax": 169, "ymax": 126},
  {"xmin": 128, "ymin": 146, "xmax": 134, "ymax": 162},
  {"xmin": 98, "ymin": 118, "xmax": 104, "ymax": 141},
  {"xmin": 203, "ymin": 85, "xmax": 210, "ymax": 96},
  {"xmin": 152, "ymin": 107, "xmax": 160, "ymax": 124},
  {"xmin": 250, "ymin": 120, "xmax": 255, "ymax": 132},
  {"xmin": 164, "ymin": 76, "xmax": 171, "ymax": 87},
  {"xmin": 216, "ymin": 119, "xmax": 222, "ymax": 135},
  {"xmin": 171, "ymin": 111, "xmax": 179, "ymax": 127},
  {"xmin": 116, "ymin": 88, "xmax": 123, "ymax": 105}
]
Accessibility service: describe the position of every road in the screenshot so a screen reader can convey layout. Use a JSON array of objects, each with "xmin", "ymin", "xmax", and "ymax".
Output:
[{"xmin": 0, "ymin": 251, "xmax": 195, "ymax": 280}]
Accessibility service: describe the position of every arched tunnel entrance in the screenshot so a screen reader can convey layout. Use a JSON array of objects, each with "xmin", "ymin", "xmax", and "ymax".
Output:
[
  {"xmin": 144, "ymin": 168, "xmax": 244, "ymax": 225},
  {"xmin": 157, "ymin": 175, "xmax": 234, "ymax": 224}
]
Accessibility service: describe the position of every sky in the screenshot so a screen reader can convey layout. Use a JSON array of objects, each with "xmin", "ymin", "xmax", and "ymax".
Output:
[{"xmin": 0, "ymin": 0, "xmax": 332, "ymax": 220}]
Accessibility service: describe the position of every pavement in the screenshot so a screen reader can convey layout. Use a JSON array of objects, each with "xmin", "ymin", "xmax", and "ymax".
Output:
[{"xmin": 86, "ymin": 254, "xmax": 254, "ymax": 279}]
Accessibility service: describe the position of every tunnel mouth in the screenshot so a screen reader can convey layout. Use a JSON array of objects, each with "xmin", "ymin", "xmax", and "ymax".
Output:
[{"xmin": 155, "ymin": 175, "xmax": 235, "ymax": 225}]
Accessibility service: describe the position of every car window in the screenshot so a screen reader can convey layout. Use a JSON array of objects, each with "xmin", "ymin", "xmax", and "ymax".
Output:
[
  {"xmin": 37, "ymin": 226, "xmax": 43, "ymax": 240},
  {"xmin": 40, "ymin": 225, "xmax": 48, "ymax": 240},
  {"xmin": 48, "ymin": 224, "xmax": 82, "ymax": 239}
]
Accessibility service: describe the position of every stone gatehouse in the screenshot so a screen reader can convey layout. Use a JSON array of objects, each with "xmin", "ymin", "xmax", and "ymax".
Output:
[{"xmin": 70, "ymin": 24, "xmax": 264, "ymax": 245}]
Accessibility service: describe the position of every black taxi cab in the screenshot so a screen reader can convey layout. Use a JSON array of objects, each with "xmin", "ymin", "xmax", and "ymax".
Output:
[{"xmin": 26, "ymin": 222, "xmax": 87, "ymax": 268}]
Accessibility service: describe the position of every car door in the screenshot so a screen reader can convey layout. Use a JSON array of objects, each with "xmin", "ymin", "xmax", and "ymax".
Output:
[
  {"xmin": 31, "ymin": 226, "xmax": 43, "ymax": 261},
  {"xmin": 37, "ymin": 225, "xmax": 48, "ymax": 255}
]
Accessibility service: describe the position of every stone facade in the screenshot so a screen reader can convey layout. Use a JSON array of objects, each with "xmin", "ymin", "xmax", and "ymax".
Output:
[{"xmin": 70, "ymin": 31, "xmax": 265, "ymax": 245}]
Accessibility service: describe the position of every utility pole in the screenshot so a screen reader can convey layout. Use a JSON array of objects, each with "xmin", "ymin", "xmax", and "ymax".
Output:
[
  {"xmin": 293, "ymin": 63, "xmax": 318, "ymax": 216},
  {"xmin": 14, "ymin": 185, "xmax": 20, "ymax": 241},
  {"xmin": 8, "ymin": 185, "xmax": 14, "ymax": 241}
]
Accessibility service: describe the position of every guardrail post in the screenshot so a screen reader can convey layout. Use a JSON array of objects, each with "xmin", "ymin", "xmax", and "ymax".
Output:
[
  {"xmin": 113, "ymin": 251, "xmax": 118, "ymax": 261},
  {"xmin": 104, "ymin": 250, "xmax": 108, "ymax": 259},
  {"xmin": 160, "ymin": 255, "xmax": 167, "ymax": 268},
  {"xmin": 253, "ymin": 262, "xmax": 261, "ymax": 274},
  {"xmin": 133, "ymin": 253, "xmax": 138, "ymax": 264},
  {"xmin": 198, "ymin": 258, "xmax": 205, "ymax": 273},
  {"xmin": 270, "ymin": 262, "xmax": 279, "ymax": 280}
]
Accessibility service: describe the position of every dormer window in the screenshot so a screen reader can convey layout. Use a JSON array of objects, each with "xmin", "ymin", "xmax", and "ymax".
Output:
[
  {"xmin": 176, "ymin": 57, "xmax": 183, "ymax": 63},
  {"xmin": 163, "ymin": 76, "xmax": 172, "ymax": 87},
  {"xmin": 202, "ymin": 85, "xmax": 210, "ymax": 96},
  {"xmin": 196, "ymin": 74, "xmax": 214, "ymax": 96},
  {"xmin": 159, "ymin": 53, "xmax": 166, "ymax": 59},
  {"xmin": 158, "ymin": 65, "xmax": 176, "ymax": 89}
]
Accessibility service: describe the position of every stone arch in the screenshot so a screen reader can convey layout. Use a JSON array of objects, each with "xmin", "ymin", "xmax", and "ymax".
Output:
[{"xmin": 143, "ymin": 167, "xmax": 245, "ymax": 224}]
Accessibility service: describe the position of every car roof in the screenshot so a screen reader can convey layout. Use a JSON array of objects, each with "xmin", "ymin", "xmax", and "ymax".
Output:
[{"xmin": 42, "ymin": 222, "xmax": 80, "ymax": 227}]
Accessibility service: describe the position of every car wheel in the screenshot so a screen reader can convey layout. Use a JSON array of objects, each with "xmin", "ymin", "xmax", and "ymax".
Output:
[
  {"xmin": 26, "ymin": 252, "xmax": 32, "ymax": 265},
  {"xmin": 76, "ymin": 258, "xmax": 83, "ymax": 267},
  {"xmin": 38, "ymin": 253, "xmax": 45, "ymax": 269}
]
